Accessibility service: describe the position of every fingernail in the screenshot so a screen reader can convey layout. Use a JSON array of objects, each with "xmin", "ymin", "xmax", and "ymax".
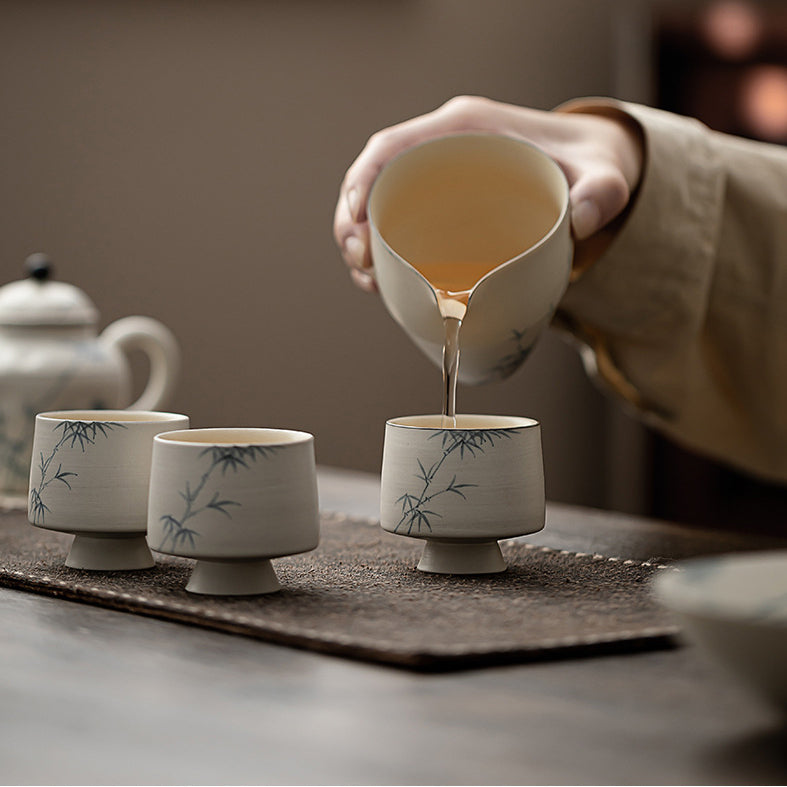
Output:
[
  {"xmin": 344, "ymin": 235, "xmax": 367, "ymax": 268},
  {"xmin": 347, "ymin": 187, "xmax": 360, "ymax": 221},
  {"xmin": 571, "ymin": 199, "xmax": 601, "ymax": 240}
]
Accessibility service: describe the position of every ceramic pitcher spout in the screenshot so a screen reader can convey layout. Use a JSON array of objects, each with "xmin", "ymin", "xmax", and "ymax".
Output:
[{"xmin": 368, "ymin": 133, "xmax": 572, "ymax": 384}]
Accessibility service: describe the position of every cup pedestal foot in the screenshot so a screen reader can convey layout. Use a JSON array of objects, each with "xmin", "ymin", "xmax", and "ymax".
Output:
[
  {"xmin": 417, "ymin": 539, "xmax": 506, "ymax": 575},
  {"xmin": 66, "ymin": 534, "xmax": 155, "ymax": 571},
  {"xmin": 186, "ymin": 558, "xmax": 282, "ymax": 596}
]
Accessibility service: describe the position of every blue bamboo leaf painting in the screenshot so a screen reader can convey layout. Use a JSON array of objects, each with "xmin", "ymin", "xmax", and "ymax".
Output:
[
  {"xmin": 492, "ymin": 327, "xmax": 537, "ymax": 379},
  {"xmin": 0, "ymin": 409, "xmax": 33, "ymax": 490},
  {"xmin": 0, "ymin": 370, "xmax": 78, "ymax": 490},
  {"xmin": 29, "ymin": 420, "xmax": 127, "ymax": 524},
  {"xmin": 394, "ymin": 429, "xmax": 517, "ymax": 535},
  {"xmin": 158, "ymin": 445, "xmax": 276, "ymax": 551},
  {"xmin": 491, "ymin": 309, "xmax": 554, "ymax": 380}
]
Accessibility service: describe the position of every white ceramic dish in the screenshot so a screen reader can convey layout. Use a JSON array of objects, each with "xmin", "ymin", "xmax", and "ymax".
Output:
[{"xmin": 653, "ymin": 550, "xmax": 787, "ymax": 712}]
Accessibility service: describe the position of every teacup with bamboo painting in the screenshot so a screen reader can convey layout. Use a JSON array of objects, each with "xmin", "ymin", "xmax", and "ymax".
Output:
[
  {"xmin": 147, "ymin": 427, "xmax": 320, "ymax": 596},
  {"xmin": 28, "ymin": 410, "xmax": 190, "ymax": 570},
  {"xmin": 380, "ymin": 414, "xmax": 545, "ymax": 574}
]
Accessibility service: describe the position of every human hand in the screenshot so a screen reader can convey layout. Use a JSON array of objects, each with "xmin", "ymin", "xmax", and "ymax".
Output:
[{"xmin": 333, "ymin": 95, "xmax": 644, "ymax": 292}]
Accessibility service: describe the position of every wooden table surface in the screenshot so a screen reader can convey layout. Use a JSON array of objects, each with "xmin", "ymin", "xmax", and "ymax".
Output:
[{"xmin": 2, "ymin": 466, "xmax": 787, "ymax": 785}]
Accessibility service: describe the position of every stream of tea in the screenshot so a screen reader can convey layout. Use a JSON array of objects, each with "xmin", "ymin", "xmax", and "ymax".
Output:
[
  {"xmin": 437, "ymin": 300, "xmax": 464, "ymax": 429},
  {"xmin": 414, "ymin": 260, "xmax": 500, "ymax": 428}
]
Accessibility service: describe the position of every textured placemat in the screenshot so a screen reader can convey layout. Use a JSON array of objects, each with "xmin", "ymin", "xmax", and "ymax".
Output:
[{"xmin": 0, "ymin": 510, "xmax": 678, "ymax": 670}]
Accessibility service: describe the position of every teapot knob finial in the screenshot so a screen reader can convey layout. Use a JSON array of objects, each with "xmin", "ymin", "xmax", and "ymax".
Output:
[{"xmin": 25, "ymin": 252, "xmax": 53, "ymax": 282}]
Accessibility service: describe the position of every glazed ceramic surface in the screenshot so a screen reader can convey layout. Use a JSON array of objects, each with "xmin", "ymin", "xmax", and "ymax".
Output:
[
  {"xmin": 380, "ymin": 414, "xmax": 544, "ymax": 574},
  {"xmin": 653, "ymin": 551, "xmax": 787, "ymax": 713},
  {"xmin": 0, "ymin": 256, "xmax": 180, "ymax": 498},
  {"xmin": 368, "ymin": 134, "xmax": 572, "ymax": 385},
  {"xmin": 28, "ymin": 410, "xmax": 189, "ymax": 570},
  {"xmin": 147, "ymin": 428, "xmax": 320, "ymax": 595}
]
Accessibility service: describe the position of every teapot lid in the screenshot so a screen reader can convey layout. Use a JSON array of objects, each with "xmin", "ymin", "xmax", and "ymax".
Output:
[{"xmin": 0, "ymin": 254, "xmax": 99, "ymax": 327}]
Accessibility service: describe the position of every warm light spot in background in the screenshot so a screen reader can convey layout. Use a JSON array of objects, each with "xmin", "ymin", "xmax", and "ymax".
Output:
[
  {"xmin": 702, "ymin": 0, "xmax": 762, "ymax": 59},
  {"xmin": 740, "ymin": 65, "xmax": 787, "ymax": 140}
]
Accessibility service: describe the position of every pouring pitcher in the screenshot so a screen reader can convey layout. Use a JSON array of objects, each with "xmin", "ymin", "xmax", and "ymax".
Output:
[{"xmin": 368, "ymin": 133, "xmax": 573, "ymax": 384}]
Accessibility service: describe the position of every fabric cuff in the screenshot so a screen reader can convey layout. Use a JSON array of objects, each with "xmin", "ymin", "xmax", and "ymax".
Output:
[{"xmin": 552, "ymin": 99, "xmax": 726, "ymax": 412}]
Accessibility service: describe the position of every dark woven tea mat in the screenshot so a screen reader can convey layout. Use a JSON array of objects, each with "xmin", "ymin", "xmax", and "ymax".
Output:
[{"xmin": 0, "ymin": 510, "xmax": 678, "ymax": 670}]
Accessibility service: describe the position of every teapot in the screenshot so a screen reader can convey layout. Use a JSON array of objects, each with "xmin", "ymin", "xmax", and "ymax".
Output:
[
  {"xmin": 0, "ymin": 254, "xmax": 180, "ymax": 499},
  {"xmin": 367, "ymin": 133, "xmax": 572, "ymax": 385}
]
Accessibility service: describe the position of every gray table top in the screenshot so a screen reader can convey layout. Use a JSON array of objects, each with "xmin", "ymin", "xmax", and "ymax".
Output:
[{"xmin": 2, "ymin": 466, "xmax": 787, "ymax": 785}]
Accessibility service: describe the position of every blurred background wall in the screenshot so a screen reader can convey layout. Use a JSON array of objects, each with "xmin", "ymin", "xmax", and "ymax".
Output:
[{"xmin": 2, "ymin": 0, "xmax": 783, "ymax": 523}]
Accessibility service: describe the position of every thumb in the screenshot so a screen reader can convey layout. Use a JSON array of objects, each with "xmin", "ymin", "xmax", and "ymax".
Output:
[{"xmin": 569, "ymin": 167, "xmax": 631, "ymax": 241}]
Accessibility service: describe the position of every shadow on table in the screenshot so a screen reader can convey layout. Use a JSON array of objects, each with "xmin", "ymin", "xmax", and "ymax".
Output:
[{"xmin": 703, "ymin": 720, "xmax": 787, "ymax": 784}]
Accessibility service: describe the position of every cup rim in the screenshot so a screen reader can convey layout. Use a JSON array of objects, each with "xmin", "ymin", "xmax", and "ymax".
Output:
[
  {"xmin": 386, "ymin": 414, "xmax": 539, "ymax": 430},
  {"xmin": 653, "ymin": 550, "xmax": 787, "ymax": 625},
  {"xmin": 36, "ymin": 410, "xmax": 189, "ymax": 424},
  {"xmin": 368, "ymin": 131, "xmax": 570, "ymax": 293},
  {"xmin": 154, "ymin": 427, "xmax": 314, "ymax": 447}
]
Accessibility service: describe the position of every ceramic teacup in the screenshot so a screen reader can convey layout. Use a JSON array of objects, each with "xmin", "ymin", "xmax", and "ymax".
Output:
[
  {"xmin": 380, "ymin": 414, "xmax": 545, "ymax": 574},
  {"xmin": 147, "ymin": 428, "xmax": 320, "ymax": 595},
  {"xmin": 28, "ymin": 410, "xmax": 190, "ymax": 570}
]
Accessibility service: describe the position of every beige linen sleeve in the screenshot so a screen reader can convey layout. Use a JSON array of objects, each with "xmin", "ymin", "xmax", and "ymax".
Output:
[{"xmin": 553, "ymin": 99, "xmax": 787, "ymax": 483}]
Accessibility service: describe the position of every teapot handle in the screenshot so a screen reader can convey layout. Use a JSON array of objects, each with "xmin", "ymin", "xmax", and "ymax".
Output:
[{"xmin": 100, "ymin": 316, "xmax": 180, "ymax": 411}]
